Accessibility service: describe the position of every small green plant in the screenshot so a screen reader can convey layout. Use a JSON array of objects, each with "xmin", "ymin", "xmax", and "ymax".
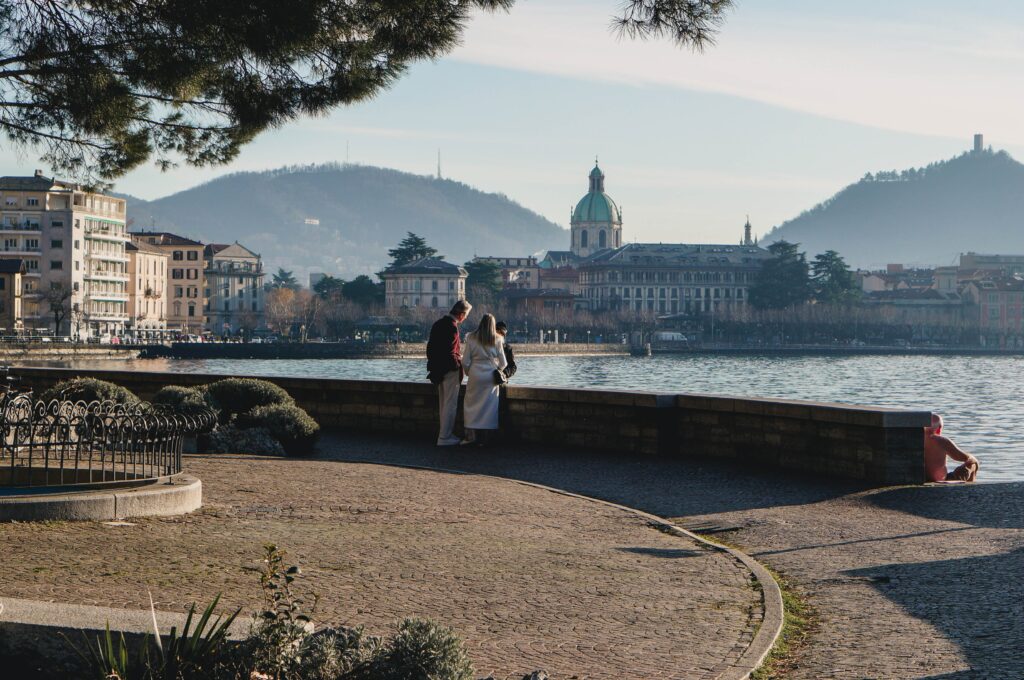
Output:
[
  {"xmin": 148, "ymin": 594, "xmax": 240, "ymax": 679},
  {"xmin": 67, "ymin": 623, "xmax": 133, "ymax": 680},
  {"xmin": 244, "ymin": 544, "xmax": 319, "ymax": 678},
  {"xmin": 40, "ymin": 378, "xmax": 139, "ymax": 406},
  {"xmin": 371, "ymin": 619, "xmax": 475, "ymax": 680}
]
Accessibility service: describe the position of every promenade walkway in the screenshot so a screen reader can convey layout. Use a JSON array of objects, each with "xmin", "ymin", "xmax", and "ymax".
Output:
[
  {"xmin": 0, "ymin": 453, "xmax": 765, "ymax": 679},
  {"xmin": 321, "ymin": 431, "xmax": 1024, "ymax": 679}
]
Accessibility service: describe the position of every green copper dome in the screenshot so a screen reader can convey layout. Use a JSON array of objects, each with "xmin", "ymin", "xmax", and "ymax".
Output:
[
  {"xmin": 573, "ymin": 192, "xmax": 620, "ymax": 223},
  {"xmin": 573, "ymin": 161, "xmax": 620, "ymax": 224}
]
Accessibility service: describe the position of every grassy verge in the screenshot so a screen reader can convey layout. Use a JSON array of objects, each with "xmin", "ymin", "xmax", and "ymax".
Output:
[{"xmin": 692, "ymin": 529, "xmax": 818, "ymax": 680}]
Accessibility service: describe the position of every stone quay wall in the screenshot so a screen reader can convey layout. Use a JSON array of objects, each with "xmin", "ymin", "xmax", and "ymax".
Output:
[
  {"xmin": 10, "ymin": 367, "xmax": 930, "ymax": 485},
  {"xmin": 144, "ymin": 341, "xmax": 628, "ymax": 360}
]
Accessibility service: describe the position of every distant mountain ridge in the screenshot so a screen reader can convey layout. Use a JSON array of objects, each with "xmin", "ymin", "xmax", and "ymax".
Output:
[
  {"xmin": 764, "ymin": 149, "xmax": 1024, "ymax": 268},
  {"xmin": 124, "ymin": 164, "xmax": 567, "ymax": 281}
]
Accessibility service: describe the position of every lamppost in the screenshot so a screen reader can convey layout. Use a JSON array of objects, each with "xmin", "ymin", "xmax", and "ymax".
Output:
[
  {"xmin": 586, "ymin": 329, "xmax": 591, "ymax": 345},
  {"xmin": 395, "ymin": 326, "xmax": 401, "ymax": 343}
]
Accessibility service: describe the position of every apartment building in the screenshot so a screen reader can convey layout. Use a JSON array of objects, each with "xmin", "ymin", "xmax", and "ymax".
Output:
[
  {"xmin": 126, "ymin": 240, "xmax": 169, "ymax": 338},
  {"xmin": 381, "ymin": 257, "xmax": 467, "ymax": 311},
  {"xmin": 0, "ymin": 171, "xmax": 129, "ymax": 337},
  {"xmin": 0, "ymin": 259, "xmax": 25, "ymax": 334},
  {"xmin": 204, "ymin": 242, "xmax": 266, "ymax": 334},
  {"xmin": 130, "ymin": 231, "xmax": 205, "ymax": 333}
]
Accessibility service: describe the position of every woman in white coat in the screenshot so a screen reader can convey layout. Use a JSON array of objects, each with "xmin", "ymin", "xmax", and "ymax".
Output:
[{"xmin": 461, "ymin": 313, "xmax": 507, "ymax": 444}]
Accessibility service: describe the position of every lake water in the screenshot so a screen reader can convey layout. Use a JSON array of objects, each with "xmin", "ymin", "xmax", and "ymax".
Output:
[{"xmin": 40, "ymin": 354, "xmax": 1024, "ymax": 482}]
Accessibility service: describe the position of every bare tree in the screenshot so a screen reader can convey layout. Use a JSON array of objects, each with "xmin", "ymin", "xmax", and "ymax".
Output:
[{"xmin": 45, "ymin": 283, "xmax": 71, "ymax": 335}]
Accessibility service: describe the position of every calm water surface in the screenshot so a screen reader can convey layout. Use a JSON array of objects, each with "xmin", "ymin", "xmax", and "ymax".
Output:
[{"xmin": 45, "ymin": 354, "xmax": 1024, "ymax": 482}]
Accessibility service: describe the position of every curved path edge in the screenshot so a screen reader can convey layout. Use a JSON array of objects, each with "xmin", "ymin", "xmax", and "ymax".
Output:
[{"xmin": 348, "ymin": 459, "xmax": 785, "ymax": 680}]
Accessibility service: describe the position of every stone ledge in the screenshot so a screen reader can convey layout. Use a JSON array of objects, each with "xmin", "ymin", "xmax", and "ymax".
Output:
[{"xmin": 0, "ymin": 475, "xmax": 202, "ymax": 522}]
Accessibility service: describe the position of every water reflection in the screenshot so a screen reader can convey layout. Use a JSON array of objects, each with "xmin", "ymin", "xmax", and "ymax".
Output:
[{"xmin": 20, "ymin": 354, "xmax": 1023, "ymax": 482}]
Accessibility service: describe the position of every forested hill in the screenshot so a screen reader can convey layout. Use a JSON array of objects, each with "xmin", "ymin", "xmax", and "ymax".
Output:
[
  {"xmin": 123, "ymin": 164, "xmax": 567, "ymax": 280},
  {"xmin": 764, "ymin": 149, "xmax": 1024, "ymax": 268}
]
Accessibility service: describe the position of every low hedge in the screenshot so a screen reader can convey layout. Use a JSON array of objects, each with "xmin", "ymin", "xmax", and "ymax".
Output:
[
  {"xmin": 38, "ymin": 378, "xmax": 139, "ymax": 406},
  {"xmin": 237, "ymin": 403, "xmax": 320, "ymax": 457},
  {"xmin": 152, "ymin": 385, "xmax": 208, "ymax": 412},
  {"xmin": 203, "ymin": 378, "xmax": 294, "ymax": 422}
]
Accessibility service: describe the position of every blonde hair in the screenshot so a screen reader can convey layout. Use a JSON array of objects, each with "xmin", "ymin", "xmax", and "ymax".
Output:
[{"xmin": 475, "ymin": 313, "xmax": 497, "ymax": 347}]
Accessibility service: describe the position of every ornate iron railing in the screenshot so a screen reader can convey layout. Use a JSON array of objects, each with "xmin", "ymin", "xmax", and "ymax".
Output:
[{"xmin": 0, "ymin": 394, "xmax": 216, "ymax": 488}]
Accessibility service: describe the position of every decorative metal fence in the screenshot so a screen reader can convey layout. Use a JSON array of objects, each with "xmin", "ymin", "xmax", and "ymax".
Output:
[{"xmin": 0, "ymin": 394, "xmax": 216, "ymax": 488}]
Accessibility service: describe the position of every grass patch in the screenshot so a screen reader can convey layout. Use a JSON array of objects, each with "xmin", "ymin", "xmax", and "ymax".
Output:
[
  {"xmin": 749, "ymin": 565, "xmax": 816, "ymax": 680},
  {"xmin": 690, "ymin": 529, "xmax": 817, "ymax": 680}
]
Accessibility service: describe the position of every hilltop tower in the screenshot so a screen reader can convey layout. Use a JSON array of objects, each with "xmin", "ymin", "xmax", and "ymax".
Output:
[
  {"xmin": 570, "ymin": 160, "xmax": 622, "ymax": 258},
  {"xmin": 743, "ymin": 216, "xmax": 754, "ymax": 246}
]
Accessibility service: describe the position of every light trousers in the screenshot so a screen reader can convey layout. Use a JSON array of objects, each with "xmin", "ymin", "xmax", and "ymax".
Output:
[{"xmin": 436, "ymin": 370, "xmax": 461, "ymax": 444}]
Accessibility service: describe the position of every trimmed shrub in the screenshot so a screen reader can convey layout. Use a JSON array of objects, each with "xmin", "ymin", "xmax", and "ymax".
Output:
[
  {"xmin": 38, "ymin": 378, "xmax": 139, "ymax": 406},
  {"xmin": 238, "ymin": 404, "xmax": 319, "ymax": 457},
  {"xmin": 203, "ymin": 378, "xmax": 294, "ymax": 422},
  {"xmin": 153, "ymin": 385, "xmax": 208, "ymax": 412},
  {"xmin": 370, "ymin": 619, "xmax": 475, "ymax": 680},
  {"xmin": 204, "ymin": 425, "xmax": 285, "ymax": 456}
]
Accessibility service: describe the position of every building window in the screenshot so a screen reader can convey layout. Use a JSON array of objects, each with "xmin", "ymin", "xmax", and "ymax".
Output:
[
  {"xmin": 252, "ymin": 301, "xmax": 257, "ymax": 312},
  {"xmin": 26, "ymin": 260, "xmax": 37, "ymax": 271},
  {"xmin": 432, "ymin": 296, "xmax": 438, "ymax": 307},
  {"xmin": 599, "ymin": 230, "xmax": 606, "ymax": 248},
  {"xmin": 74, "ymin": 239, "xmax": 80, "ymax": 249},
  {"xmin": 186, "ymin": 269, "xmax": 198, "ymax": 279},
  {"xmin": 50, "ymin": 260, "xmax": 62, "ymax": 270},
  {"xmin": 73, "ymin": 281, "xmax": 79, "ymax": 291},
  {"xmin": 27, "ymin": 198, "xmax": 39, "ymax": 206},
  {"xmin": 173, "ymin": 251, "xmax": 183, "ymax": 261},
  {"xmin": 188, "ymin": 304, "xmax": 195, "ymax": 317},
  {"xmin": 431, "ymin": 280, "xmax": 438, "ymax": 291},
  {"xmin": 224, "ymin": 301, "xmax": 230, "ymax": 311},
  {"xmin": 172, "ymin": 269, "xmax": 183, "ymax": 279},
  {"xmin": 51, "ymin": 239, "xmax": 63, "ymax": 249},
  {"xmin": 26, "ymin": 239, "xmax": 38, "ymax": 249},
  {"xmin": 580, "ymin": 230, "xmax": 588, "ymax": 248},
  {"xmin": 51, "ymin": 220, "xmax": 63, "ymax": 228},
  {"xmin": 175, "ymin": 286, "xmax": 183, "ymax": 298}
]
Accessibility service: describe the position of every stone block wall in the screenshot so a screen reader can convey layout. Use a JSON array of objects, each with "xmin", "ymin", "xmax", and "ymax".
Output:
[{"xmin": 10, "ymin": 367, "xmax": 930, "ymax": 485}]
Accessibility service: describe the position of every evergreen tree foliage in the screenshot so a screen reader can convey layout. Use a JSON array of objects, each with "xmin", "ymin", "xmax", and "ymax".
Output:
[
  {"xmin": 312, "ymin": 274, "xmax": 346, "ymax": 299},
  {"xmin": 342, "ymin": 275, "xmax": 384, "ymax": 307},
  {"xmin": 269, "ymin": 268, "xmax": 300, "ymax": 291},
  {"xmin": 748, "ymin": 241, "xmax": 810, "ymax": 310},
  {"xmin": 462, "ymin": 259, "xmax": 503, "ymax": 306},
  {"xmin": 0, "ymin": 1, "xmax": 730, "ymax": 185},
  {"xmin": 811, "ymin": 250, "xmax": 859, "ymax": 305},
  {"xmin": 387, "ymin": 232, "xmax": 439, "ymax": 267}
]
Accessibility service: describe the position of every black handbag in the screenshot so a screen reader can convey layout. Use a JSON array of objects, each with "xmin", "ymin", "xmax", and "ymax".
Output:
[{"xmin": 493, "ymin": 368, "xmax": 508, "ymax": 385}]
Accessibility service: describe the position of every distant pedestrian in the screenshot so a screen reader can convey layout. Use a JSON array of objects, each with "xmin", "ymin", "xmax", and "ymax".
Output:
[
  {"xmin": 924, "ymin": 414, "xmax": 979, "ymax": 482},
  {"xmin": 427, "ymin": 299, "xmax": 472, "ymax": 446},
  {"xmin": 462, "ymin": 313, "xmax": 507, "ymax": 445},
  {"xmin": 495, "ymin": 321, "xmax": 517, "ymax": 380}
]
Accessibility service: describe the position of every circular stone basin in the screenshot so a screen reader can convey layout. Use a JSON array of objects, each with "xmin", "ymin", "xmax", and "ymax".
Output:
[{"xmin": 0, "ymin": 473, "xmax": 201, "ymax": 521}]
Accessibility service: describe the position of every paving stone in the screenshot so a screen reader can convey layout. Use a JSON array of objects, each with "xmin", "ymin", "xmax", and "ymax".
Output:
[
  {"xmin": 318, "ymin": 430, "xmax": 1024, "ymax": 679},
  {"xmin": 0, "ymin": 450, "xmax": 760, "ymax": 679}
]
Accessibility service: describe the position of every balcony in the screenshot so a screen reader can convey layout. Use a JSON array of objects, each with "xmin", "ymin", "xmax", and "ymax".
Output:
[
  {"xmin": 87, "ymin": 292, "xmax": 129, "ymax": 302},
  {"xmin": 85, "ymin": 271, "xmax": 129, "ymax": 282},
  {"xmin": 86, "ymin": 252, "xmax": 129, "ymax": 263},
  {"xmin": 84, "ymin": 228, "xmax": 127, "ymax": 243},
  {"xmin": 0, "ymin": 222, "xmax": 42, "ymax": 233},
  {"xmin": 0, "ymin": 246, "xmax": 41, "ymax": 255}
]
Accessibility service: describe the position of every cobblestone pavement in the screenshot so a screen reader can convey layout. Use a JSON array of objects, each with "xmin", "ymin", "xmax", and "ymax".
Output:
[
  {"xmin": 0, "ymin": 455, "xmax": 762, "ymax": 680},
  {"xmin": 320, "ymin": 431, "xmax": 1024, "ymax": 680}
]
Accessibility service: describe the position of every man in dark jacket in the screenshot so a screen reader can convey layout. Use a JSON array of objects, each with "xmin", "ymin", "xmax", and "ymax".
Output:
[
  {"xmin": 427, "ymin": 299, "xmax": 472, "ymax": 445},
  {"xmin": 495, "ymin": 321, "xmax": 517, "ymax": 380}
]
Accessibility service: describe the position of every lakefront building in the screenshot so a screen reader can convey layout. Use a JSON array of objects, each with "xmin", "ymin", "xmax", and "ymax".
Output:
[
  {"xmin": 125, "ymin": 240, "xmax": 168, "ymax": 338},
  {"xmin": 0, "ymin": 258, "xmax": 26, "ymax": 333},
  {"xmin": 535, "ymin": 162, "xmax": 773, "ymax": 314},
  {"xmin": 204, "ymin": 242, "xmax": 266, "ymax": 334},
  {"xmin": 130, "ymin": 231, "xmax": 206, "ymax": 333},
  {"xmin": 0, "ymin": 171, "xmax": 129, "ymax": 337},
  {"xmin": 381, "ymin": 257, "xmax": 467, "ymax": 311}
]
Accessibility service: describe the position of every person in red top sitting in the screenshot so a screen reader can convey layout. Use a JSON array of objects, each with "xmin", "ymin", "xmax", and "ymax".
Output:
[
  {"xmin": 924, "ymin": 414, "xmax": 979, "ymax": 482},
  {"xmin": 427, "ymin": 299, "xmax": 472, "ymax": 446}
]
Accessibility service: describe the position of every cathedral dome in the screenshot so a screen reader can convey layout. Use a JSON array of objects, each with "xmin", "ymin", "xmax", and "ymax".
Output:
[
  {"xmin": 573, "ymin": 191, "xmax": 620, "ymax": 224},
  {"xmin": 572, "ymin": 161, "xmax": 621, "ymax": 224}
]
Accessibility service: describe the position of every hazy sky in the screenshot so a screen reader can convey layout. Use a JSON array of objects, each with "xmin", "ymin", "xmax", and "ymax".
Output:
[{"xmin": 4, "ymin": 0, "xmax": 1023, "ymax": 246}]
